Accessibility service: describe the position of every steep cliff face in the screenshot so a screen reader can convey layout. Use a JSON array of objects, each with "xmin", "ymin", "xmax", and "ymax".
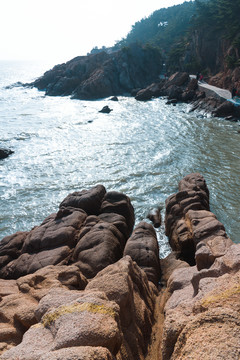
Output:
[{"xmin": 187, "ymin": 29, "xmax": 229, "ymax": 74}]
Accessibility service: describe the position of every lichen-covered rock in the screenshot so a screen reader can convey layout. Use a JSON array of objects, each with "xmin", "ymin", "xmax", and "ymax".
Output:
[
  {"xmin": 123, "ymin": 222, "xmax": 161, "ymax": 286},
  {"xmin": 1, "ymin": 257, "xmax": 156, "ymax": 360},
  {"xmin": 0, "ymin": 265, "xmax": 87, "ymax": 355},
  {"xmin": 161, "ymin": 244, "xmax": 240, "ymax": 360}
]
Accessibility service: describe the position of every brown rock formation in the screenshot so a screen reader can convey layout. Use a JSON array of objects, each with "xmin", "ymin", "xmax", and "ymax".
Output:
[
  {"xmin": 0, "ymin": 175, "xmax": 239, "ymax": 360},
  {"xmin": 161, "ymin": 244, "xmax": 240, "ymax": 360},
  {"xmin": 160, "ymin": 173, "xmax": 239, "ymax": 360},
  {"xmin": 0, "ymin": 185, "xmax": 135, "ymax": 281},
  {"xmin": 1, "ymin": 257, "xmax": 156, "ymax": 360},
  {"xmin": 123, "ymin": 221, "xmax": 161, "ymax": 286},
  {"xmin": 165, "ymin": 172, "xmax": 233, "ymax": 269},
  {"xmin": 0, "ymin": 265, "xmax": 87, "ymax": 354}
]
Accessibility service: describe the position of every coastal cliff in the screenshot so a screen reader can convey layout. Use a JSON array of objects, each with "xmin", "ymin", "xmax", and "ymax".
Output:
[
  {"xmin": 0, "ymin": 174, "xmax": 239, "ymax": 359},
  {"xmin": 29, "ymin": 44, "xmax": 162, "ymax": 100}
]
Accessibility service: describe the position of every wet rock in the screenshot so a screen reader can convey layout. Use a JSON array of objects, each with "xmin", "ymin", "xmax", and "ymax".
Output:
[
  {"xmin": 135, "ymin": 88, "xmax": 153, "ymax": 101},
  {"xmin": 99, "ymin": 105, "xmax": 112, "ymax": 113},
  {"xmin": 135, "ymin": 82, "xmax": 164, "ymax": 101},
  {"xmin": 213, "ymin": 100, "xmax": 235, "ymax": 117},
  {"xmin": 166, "ymin": 98, "xmax": 178, "ymax": 105},
  {"xmin": 123, "ymin": 222, "xmax": 161, "ymax": 286},
  {"xmin": 0, "ymin": 148, "xmax": 14, "ymax": 160},
  {"xmin": 110, "ymin": 96, "xmax": 118, "ymax": 101},
  {"xmin": 147, "ymin": 207, "xmax": 162, "ymax": 228}
]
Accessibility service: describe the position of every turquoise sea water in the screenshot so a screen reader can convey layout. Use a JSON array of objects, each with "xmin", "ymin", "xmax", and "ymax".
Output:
[{"xmin": 0, "ymin": 60, "xmax": 239, "ymax": 257}]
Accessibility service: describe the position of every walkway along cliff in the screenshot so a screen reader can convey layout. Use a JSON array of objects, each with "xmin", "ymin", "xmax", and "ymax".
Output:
[{"xmin": 0, "ymin": 173, "xmax": 239, "ymax": 359}]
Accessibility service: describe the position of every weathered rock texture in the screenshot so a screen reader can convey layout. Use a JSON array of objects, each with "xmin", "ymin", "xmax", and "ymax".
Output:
[
  {"xmin": 0, "ymin": 185, "xmax": 134, "ymax": 280},
  {"xmin": 0, "ymin": 265, "xmax": 87, "ymax": 354},
  {"xmin": 165, "ymin": 172, "xmax": 233, "ymax": 269},
  {"xmin": 0, "ymin": 175, "xmax": 239, "ymax": 360},
  {"xmin": 161, "ymin": 173, "xmax": 240, "ymax": 360},
  {"xmin": 1, "ymin": 257, "xmax": 156, "ymax": 360},
  {"xmin": 124, "ymin": 221, "xmax": 161, "ymax": 286},
  {"xmin": 162, "ymin": 244, "xmax": 240, "ymax": 360}
]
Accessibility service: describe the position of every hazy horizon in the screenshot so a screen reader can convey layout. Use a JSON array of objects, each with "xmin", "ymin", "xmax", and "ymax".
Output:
[{"xmin": 0, "ymin": 0, "xmax": 188, "ymax": 64}]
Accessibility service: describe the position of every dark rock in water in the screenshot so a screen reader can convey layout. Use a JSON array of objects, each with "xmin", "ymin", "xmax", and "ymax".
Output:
[
  {"xmin": 213, "ymin": 100, "xmax": 235, "ymax": 117},
  {"xmin": 110, "ymin": 96, "xmax": 118, "ymax": 101},
  {"xmin": 135, "ymin": 88, "xmax": 153, "ymax": 101},
  {"xmin": 5, "ymin": 82, "xmax": 23, "ymax": 89},
  {"xmin": 147, "ymin": 208, "xmax": 162, "ymax": 228},
  {"xmin": 225, "ymin": 115, "xmax": 238, "ymax": 122},
  {"xmin": 99, "ymin": 105, "xmax": 112, "ymax": 113},
  {"xmin": 135, "ymin": 82, "xmax": 163, "ymax": 101},
  {"xmin": 131, "ymin": 88, "xmax": 142, "ymax": 96},
  {"xmin": 0, "ymin": 148, "xmax": 14, "ymax": 160},
  {"xmin": 166, "ymin": 99, "xmax": 178, "ymax": 105}
]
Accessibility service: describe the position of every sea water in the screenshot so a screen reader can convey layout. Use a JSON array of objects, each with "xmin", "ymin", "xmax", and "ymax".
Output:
[{"xmin": 0, "ymin": 60, "xmax": 239, "ymax": 257}]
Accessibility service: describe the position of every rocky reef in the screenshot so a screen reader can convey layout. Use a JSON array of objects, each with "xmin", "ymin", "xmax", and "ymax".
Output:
[{"xmin": 0, "ymin": 174, "xmax": 239, "ymax": 359}]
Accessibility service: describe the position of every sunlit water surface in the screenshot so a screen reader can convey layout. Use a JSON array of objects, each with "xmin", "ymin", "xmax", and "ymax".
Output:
[{"xmin": 0, "ymin": 61, "xmax": 239, "ymax": 257}]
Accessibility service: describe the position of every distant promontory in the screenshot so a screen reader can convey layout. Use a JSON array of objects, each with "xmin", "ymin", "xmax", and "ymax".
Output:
[{"xmin": 29, "ymin": 44, "xmax": 162, "ymax": 100}]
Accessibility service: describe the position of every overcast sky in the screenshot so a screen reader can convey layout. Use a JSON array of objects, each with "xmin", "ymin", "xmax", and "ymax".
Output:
[{"xmin": 0, "ymin": 0, "xmax": 188, "ymax": 63}]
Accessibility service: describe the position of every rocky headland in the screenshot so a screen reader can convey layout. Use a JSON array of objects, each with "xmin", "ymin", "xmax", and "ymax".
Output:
[
  {"xmin": 0, "ymin": 173, "xmax": 239, "ymax": 359},
  {"xmin": 28, "ymin": 44, "xmax": 162, "ymax": 100},
  {"xmin": 28, "ymin": 47, "xmax": 240, "ymax": 121}
]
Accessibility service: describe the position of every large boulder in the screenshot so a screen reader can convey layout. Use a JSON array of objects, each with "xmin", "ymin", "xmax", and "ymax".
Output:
[
  {"xmin": 100, "ymin": 191, "xmax": 135, "ymax": 238},
  {"xmin": 59, "ymin": 185, "xmax": 106, "ymax": 215},
  {"xmin": 213, "ymin": 100, "xmax": 235, "ymax": 117},
  {"xmin": 165, "ymin": 72, "xmax": 190, "ymax": 88},
  {"xmin": 72, "ymin": 221, "xmax": 124, "ymax": 279},
  {"xmin": 0, "ymin": 148, "xmax": 14, "ymax": 160},
  {"xmin": 123, "ymin": 222, "xmax": 161, "ymax": 286},
  {"xmin": 135, "ymin": 82, "xmax": 163, "ymax": 101}
]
